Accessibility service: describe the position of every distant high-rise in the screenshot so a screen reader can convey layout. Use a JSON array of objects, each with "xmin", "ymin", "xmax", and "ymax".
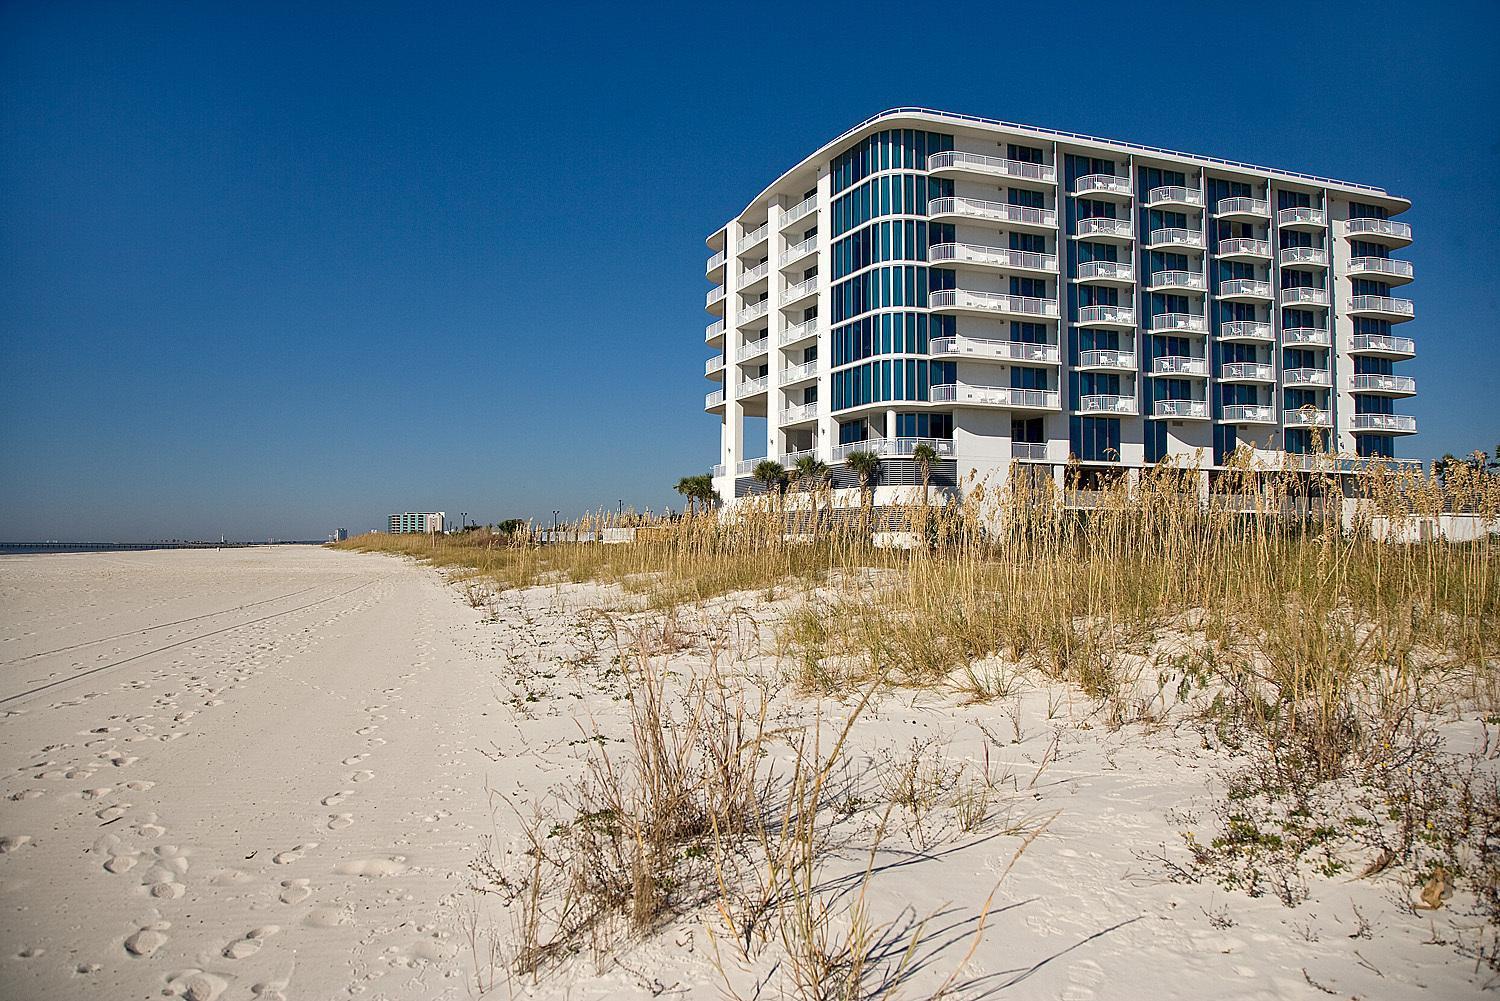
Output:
[{"xmin": 388, "ymin": 512, "xmax": 445, "ymax": 534}]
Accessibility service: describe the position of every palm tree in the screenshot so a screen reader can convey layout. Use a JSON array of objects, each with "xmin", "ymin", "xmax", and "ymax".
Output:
[
  {"xmin": 911, "ymin": 442, "xmax": 938, "ymax": 546},
  {"xmin": 844, "ymin": 450, "xmax": 881, "ymax": 537},
  {"xmin": 752, "ymin": 459, "xmax": 788, "ymax": 504},
  {"xmin": 675, "ymin": 474, "xmax": 717, "ymax": 517},
  {"xmin": 793, "ymin": 456, "xmax": 830, "ymax": 534},
  {"xmin": 675, "ymin": 476, "xmax": 699, "ymax": 516}
]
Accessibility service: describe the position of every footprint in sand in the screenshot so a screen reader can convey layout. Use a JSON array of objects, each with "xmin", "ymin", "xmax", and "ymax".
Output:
[
  {"xmin": 334, "ymin": 856, "xmax": 407, "ymax": 878},
  {"xmin": 349, "ymin": 770, "xmax": 373, "ymax": 783},
  {"xmin": 327, "ymin": 813, "xmax": 354, "ymax": 831},
  {"xmin": 7, "ymin": 790, "xmax": 45, "ymax": 801},
  {"xmin": 355, "ymin": 726, "xmax": 378, "ymax": 736},
  {"xmin": 124, "ymin": 921, "xmax": 170, "ymax": 957},
  {"xmin": 223, "ymin": 925, "xmax": 280, "ymax": 959},
  {"xmin": 1060, "ymin": 958, "xmax": 1106, "ymax": 1001},
  {"xmin": 340, "ymin": 754, "xmax": 368, "ymax": 766},
  {"xmin": 278, "ymin": 878, "xmax": 311, "ymax": 904},
  {"xmin": 272, "ymin": 842, "xmax": 318, "ymax": 865},
  {"xmin": 164, "ymin": 968, "xmax": 228, "ymax": 1000},
  {"xmin": 95, "ymin": 803, "xmax": 131, "ymax": 822},
  {"xmin": 0, "ymin": 835, "xmax": 32, "ymax": 854},
  {"xmin": 321, "ymin": 791, "xmax": 353, "ymax": 807}
]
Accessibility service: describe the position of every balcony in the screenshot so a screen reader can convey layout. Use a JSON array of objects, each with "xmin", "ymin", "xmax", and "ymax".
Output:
[
  {"xmin": 705, "ymin": 318, "xmax": 726, "ymax": 345},
  {"xmin": 1278, "ymin": 246, "xmax": 1328, "ymax": 268},
  {"xmin": 1216, "ymin": 196, "xmax": 1269, "ymax": 219},
  {"xmin": 1078, "ymin": 394, "xmax": 1139, "ymax": 415},
  {"xmin": 930, "ymin": 383, "xmax": 1061, "ymax": 411},
  {"xmin": 1219, "ymin": 361, "xmax": 1274, "ymax": 383},
  {"xmin": 779, "ymin": 446, "xmax": 817, "ymax": 468},
  {"xmin": 1285, "ymin": 407, "xmax": 1332, "ymax": 428},
  {"xmin": 1075, "ymin": 260, "xmax": 1135, "ymax": 284},
  {"xmin": 1277, "ymin": 206, "xmax": 1326, "ymax": 230},
  {"xmin": 781, "ymin": 359, "xmax": 818, "ymax": 385},
  {"xmin": 928, "ymin": 196, "xmax": 1057, "ymax": 230},
  {"xmin": 1217, "ymin": 237, "xmax": 1272, "ymax": 260},
  {"xmin": 1345, "ymin": 217, "xmax": 1412, "ymax": 246},
  {"xmin": 829, "ymin": 437, "xmax": 956, "ymax": 463},
  {"xmin": 779, "ymin": 318, "xmax": 819, "ymax": 347},
  {"xmin": 1350, "ymin": 413, "xmax": 1417, "ymax": 435},
  {"xmin": 1011, "ymin": 442, "xmax": 1049, "ymax": 460},
  {"xmin": 1347, "ymin": 256, "xmax": 1413, "ymax": 285},
  {"xmin": 1280, "ymin": 286, "xmax": 1329, "ymax": 307},
  {"xmin": 1351, "ymin": 333, "xmax": 1415, "ymax": 357},
  {"xmin": 1282, "ymin": 326, "xmax": 1330, "ymax": 348},
  {"xmin": 1074, "ymin": 216, "xmax": 1134, "ymax": 241},
  {"xmin": 740, "ymin": 375, "xmax": 769, "ymax": 398},
  {"xmin": 1282, "ymin": 367, "xmax": 1330, "ymax": 388},
  {"xmin": 1219, "ymin": 319, "xmax": 1274, "ymax": 343},
  {"xmin": 1076, "ymin": 304, "xmax": 1136, "ymax": 327},
  {"xmin": 1075, "ymin": 173, "xmax": 1132, "ymax": 198},
  {"xmin": 705, "ymin": 355, "xmax": 725, "ymax": 379},
  {"xmin": 740, "ymin": 299, "xmax": 770, "ymax": 323},
  {"xmin": 736, "ymin": 336, "xmax": 769, "ymax": 362},
  {"xmin": 781, "ymin": 194, "xmax": 817, "ymax": 229},
  {"xmin": 1220, "ymin": 404, "xmax": 1276, "ymax": 425},
  {"xmin": 1146, "ymin": 227, "xmax": 1206, "ymax": 251},
  {"xmin": 1151, "ymin": 355, "xmax": 1208, "ymax": 377},
  {"xmin": 1154, "ymin": 399, "xmax": 1209, "ymax": 419},
  {"xmin": 930, "ymin": 335, "xmax": 1061, "ymax": 364},
  {"xmin": 706, "ymin": 284, "xmax": 726, "ymax": 310},
  {"xmin": 1077, "ymin": 349, "xmax": 1137, "ymax": 372},
  {"xmin": 1146, "ymin": 185, "xmax": 1204, "ymax": 209},
  {"xmin": 705, "ymin": 389, "xmax": 725, "ymax": 411},
  {"xmin": 926, "ymin": 150, "xmax": 1056, "ymax": 184},
  {"xmin": 1347, "ymin": 294, "xmax": 1414, "ymax": 321},
  {"xmin": 779, "ymin": 402, "xmax": 817, "ymax": 425},
  {"xmin": 928, "ymin": 242, "xmax": 1057, "ymax": 274},
  {"xmin": 1219, "ymin": 278, "xmax": 1273, "ymax": 301},
  {"xmin": 1351, "ymin": 373, "xmax": 1417, "ymax": 396},
  {"xmin": 1152, "ymin": 312, "xmax": 1208, "ymax": 334},
  {"xmin": 706, "ymin": 249, "xmax": 727, "ymax": 279},
  {"xmin": 781, "ymin": 276, "xmax": 819, "ymax": 306},
  {"xmin": 737, "ymin": 222, "xmax": 769, "ymax": 253},
  {"xmin": 783, "ymin": 235, "xmax": 818, "ymax": 264},
  {"xmin": 929, "ymin": 288, "xmax": 1059, "ymax": 319},
  {"xmin": 1150, "ymin": 270, "xmax": 1206, "ymax": 293},
  {"xmin": 737, "ymin": 260, "xmax": 769, "ymax": 290}
]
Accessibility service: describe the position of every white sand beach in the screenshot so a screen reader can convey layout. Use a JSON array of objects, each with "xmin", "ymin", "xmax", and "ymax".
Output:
[{"xmin": 0, "ymin": 547, "xmax": 1491, "ymax": 999}]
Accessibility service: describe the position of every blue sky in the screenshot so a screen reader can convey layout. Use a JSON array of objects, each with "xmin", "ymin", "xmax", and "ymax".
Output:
[{"xmin": 1, "ymin": 1, "xmax": 1495, "ymax": 540}]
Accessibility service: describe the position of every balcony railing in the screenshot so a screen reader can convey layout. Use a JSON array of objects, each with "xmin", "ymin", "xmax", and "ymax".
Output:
[
  {"xmin": 1151, "ymin": 270, "xmax": 1206, "ymax": 291},
  {"xmin": 706, "ymin": 284, "xmax": 726, "ymax": 307},
  {"xmin": 829, "ymin": 437, "xmax": 956, "ymax": 464},
  {"xmin": 1221, "ymin": 404, "xmax": 1276, "ymax": 424},
  {"xmin": 1345, "ymin": 217, "xmax": 1412, "ymax": 242},
  {"xmin": 1078, "ymin": 349, "xmax": 1136, "ymax": 370},
  {"xmin": 1216, "ymin": 196, "xmax": 1269, "ymax": 217},
  {"xmin": 1351, "ymin": 332, "xmax": 1415, "ymax": 355},
  {"xmin": 1280, "ymin": 286, "xmax": 1329, "ymax": 306},
  {"xmin": 929, "ymin": 383, "xmax": 1060, "ymax": 409},
  {"xmin": 705, "ymin": 318, "xmax": 726, "ymax": 341},
  {"xmin": 1348, "ymin": 294, "xmax": 1415, "ymax": 318},
  {"xmin": 1282, "ymin": 366, "xmax": 1330, "ymax": 387},
  {"xmin": 705, "ymin": 356, "xmax": 724, "ymax": 376},
  {"xmin": 926, "ymin": 150, "xmax": 1056, "ymax": 183},
  {"xmin": 779, "ymin": 318, "xmax": 818, "ymax": 346},
  {"xmin": 740, "ymin": 299, "xmax": 769, "ymax": 322},
  {"xmin": 781, "ymin": 359, "xmax": 818, "ymax": 383},
  {"xmin": 1078, "ymin": 394, "xmax": 1138, "ymax": 415},
  {"xmin": 737, "ymin": 222, "xmax": 769, "ymax": 252},
  {"xmin": 1220, "ymin": 319, "xmax": 1274, "ymax": 341},
  {"xmin": 1075, "ymin": 173, "xmax": 1132, "ymax": 196},
  {"xmin": 929, "ymin": 288, "xmax": 1059, "ymax": 317},
  {"xmin": 783, "ymin": 235, "xmax": 818, "ymax": 262},
  {"xmin": 1351, "ymin": 373, "xmax": 1417, "ymax": 394},
  {"xmin": 1282, "ymin": 326, "xmax": 1329, "ymax": 347},
  {"xmin": 782, "ymin": 195, "xmax": 817, "ymax": 227},
  {"xmin": 1277, "ymin": 206, "xmax": 1326, "ymax": 228},
  {"xmin": 1152, "ymin": 355, "xmax": 1208, "ymax": 377},
  {"xmin": 1076, "ymin": 260, "xmax": 1134, "ymax": 282},
  {"xmin": 1146, "ymin": 227, "xmax": 1205, "ymax": 249},
  {"xmin": 712, "ymin": 463, "xmax": 726, "ymax": 477},
  {"xmin": 1152, "ymin": 312, "xmax": 1208, "ymax": 333},
  {"xmin": 1220, "ymin": 361, "xmax": 1274, "ymax": 382},
  {"xmin": 1077, "ymin": 304, "xmax": 1135, "ymax": 326},
  {"xmin": 740, "ymin": 374, "xmax": 769, "ymax": 395},
  {"xmin": 1217, "ymin": 237, "xmax": 1272, "ymax": 258},
  {"xmin": 928, "ymin": 196, "xmax": 1057, "ymax": 228},
  {"xmin": 1278, "ymin": 246, "xmax": 1328, "ymax": 268},
  {"xmin": 1285, "ymin": 408, "xmax": 1332, "ymax": 427},
  {"xmin": 1154, "ymin": 399, "xmax": 1208, "ymax": 419},
  {"xmin": 779, "ymin": 446, "xmax": 817, "ymax": 468},
  {"xmin": 1146, "ymin": 185, "xmax": 1204, "ymax": 207},
  {"xmin": 737, "ymin": 261, "xmax": 769, "ymax": 288},
  {"xmin": 1347, "ymin": 256, "xmax": 1413, "ymax": 281},
  {"xmin": 1075, "ymin": 216, "xmax": 1134, "ymax": 239},
  {"xmin": 705, "ymin": 389, "xmax": 725, "ymax": 409},
  {"xmin": 736, "ymin": 337, "xmax": 769, "ymax": 361},
  {"xmin": 1219, "ymin": 278, "xmax": 1272, "ymax": 299},
  {"xmin": 781, "ymin": 277, "xmax": 819, "ymax": 304},
  {"xmin": 706, "ymin": 249, "xmax": 727, "ymax": 273},
  {"xmin": 928, "ymin": 242, "xmax": 1057, "ymax": 273},
  {"xmin": 1011, "ymin": 442, "xmax": 1048, "ymax": 460},
  {"xmin": 735, "ymin": 457, "xmax": 764, "ymax": 476},
  {"xmin": 930, "ymin": 335, "xmax": 1061, "ymax": 364},
  {"xmin": 779, "ymin": 402, "xmax": 817, "ymax": 424},
  {"xmin": 1350, "ymin": 413, "xmax": 1417, "ymax": 433}
]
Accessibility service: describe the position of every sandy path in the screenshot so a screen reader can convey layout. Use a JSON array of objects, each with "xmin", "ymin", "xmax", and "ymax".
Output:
[{"xmin": 0, "ymin": 547, "xmax": 497, "ymax": 1000}]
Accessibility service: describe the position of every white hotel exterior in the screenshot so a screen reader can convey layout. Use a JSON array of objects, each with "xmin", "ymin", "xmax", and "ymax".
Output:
[{"xmin": 703, "ymin": 108, "xmax": 1416, "ymax": 501}]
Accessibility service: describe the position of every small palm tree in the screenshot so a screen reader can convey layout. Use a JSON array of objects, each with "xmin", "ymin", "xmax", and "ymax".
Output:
[
  {"xmin": 752, "ymin": 459, "xmax": 788, "ymax": 498},
  {"xmin": 793, "ymin": 456, "xmax": 830, "ymax": 534},
  {"xmin": 911, "ymin": 442, "xmax": 938, "ymax": 545},
  {"xmin": 844, "ymin": 450, "xmax": 881, "ymax": 537},
  {"xmin": 675, "ymin": 476, "xmax": 699, "ymax": 516},
  {"xmin": 676, "ymin": 474, "xmax": 716, "ymax": 517}
]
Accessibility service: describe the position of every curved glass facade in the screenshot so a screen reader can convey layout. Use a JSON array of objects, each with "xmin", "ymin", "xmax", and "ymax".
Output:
[
  {"xmin": 832, "ymin": 310, "xmax": 954, "ymax": 367},
  {"xmin": 832, "ymin": 129, "xmax": 953, "ymax": 194},
  {"xmin": 832, "ymin": 358, "xmax": 956, "ymax": 412}
]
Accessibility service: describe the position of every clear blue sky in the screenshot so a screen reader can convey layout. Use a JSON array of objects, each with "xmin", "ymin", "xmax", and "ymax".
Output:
[{"xmin": 2, "ymin": 1, "xmax": 1495, "ymax": 540}]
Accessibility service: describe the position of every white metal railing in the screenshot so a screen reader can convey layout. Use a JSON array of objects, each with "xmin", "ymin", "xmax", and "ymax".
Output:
[
  {"xmin": 928, "ymin": 196, "xmax": 1058, "ymax": 228},
  {"xmin": 740, "ymin": 299, "xmax": 769, "ymax": 322},
  {"xmin": 705, "ymin": 356, "xmax": 724, "ymax": 375},
  {"xmin": 705, "ymin": 389, "xmax": 725, "ymax": 408},
  {"xmin": 1216, "ymin": 196, "xmax": 1268, "ymax": 217},
  {"xmin": 736, "ymin": 457, "xmax": 763, "ymax": 476},
  {"xmin": 1221, "ymin": 404, "xmax": 1275, "ymax": 423},
  {"xmin": 1352, "ymin": 333, "xmax": 1415, "ymax": 355},
  {"xmin": 930, "ymin": 383, "xmax": 1060, "ymax": 409},
  {"xmin": 1280, "ymin": 286, "xmax": 1329, "ymax": 306},
  {"xmin": 1352, "ymin": 373, "xmax": 1417, "ymax": 394},
  {"xmin": 779, "ymin": 318, "xmax": 818, "ymax": 345},
  {"xmin": 737, "ymin": 222, "xmax": 769, "ymax": 251},
  {"xmin": 705, "ymin": 318, "xmax": 726, "ymax": 340},
  {"xmin": 1221, "ymin": 319, "xmax": 1273, "ymax": 340},
  {"xmin": 1078, "ymin": 394, "xmax": 1138, "ymax": 415},
  {"xmin": 1075, "ymin": 173, "xmax": 1132, "ymax": 195},
  {"xmin": 1154, "ymin": 399, "xmax": 1208, "ymax": 418},
  {"xmin": 1348, "ymin": 294, "xmax": 1414, "ymax": 317},
  {"xmin": 1077, "ymin": 304, "xmax": 1135, "ymax": 325},
  {"xmin": 1076, "ymin": 260, "xmax": 1134, "ymax": 281},
  {"xmin": 1152, "ymin": 355, "xmax": 1208, "ymax": 376},
  {"xmin": 1350, "ymin": 413, "xmax": 1417, "ymax": 433},
  {"xmin": 829, "ymin": 437, "xmax": 955, "ymax": 463},
  {"xmin": 784, "ymin": 236, "xmax": 818, "ymax": 261},
  {"xmin": 929, "ymin": 335, "xmax": 1061, "ymax": 364},
  {"xmin": 782, "ymin": 195, "xmax": 817, "ymax": 227},
  {"xmin": 712, "ymin": 463, "xmax": 727, "ymax": 477},
  {"xmin": 1152, "ymin": 312, "xmax": 1207, "ymax": 333},
  {"xmin": 1346, "ymin": 217, "xmax": 1412, "ymax": 241},
  {"xmin": 781, "ymin": 277, "xmax": 819, "ymax": 304},
  {"xmin": 928, "ymin": 242, "xmax": 1057, "ymax": 272},
  {"xmin": 781, "ymin": 359, "xmax": 818, "ymax": 383},
  {"xmin": 1277, "ymin": 206, "xmax": 1326, "ymax": 227},
  {"xmin": 780, "ymin": 447, "xmax": 817, "ymax": 468},
  {"xmin": 1285, "ymin": 408, "xmax": 1332, "ymax": 427},
  {"xmin": 929, "ymin": 288, "xmax": 1059, "ymax": 317},
  {"xmin": 1011, "ymin": 442, "xmax": 1048, "ymax": 460},
  {"xmin": 1348, "ymin": 257, "xmax": 1413, "ymax": 280},
  {"xmin": 736, "ymin": 337, "xmax": 769, "ymax": 361},
  {"xmin": 740, "ymin": 375, "xmax": 769, "ymax": 394},
  {"xmin": 1078, "ymin": 349, "xmax": 1136, "ymax": 369},
  {"xmin": 1282, "ymin": 367, "xmax": 1330, "ymax": 386},
  {"xmin": 737, "ymin": 261, "xmax": 769, "ymax": 288},
  {"xmin": 1151, "ymin": 270, "xmax": 1206, "ymax": 291},
  {"xmin": 1147, "ymin": 227, "xmax": 1205, "ymax": 248},
  {"xmin": 1220, "ymin": 361, "xmax": 1274, "ymax": 381},
  {"xmin": 1147, "ymin": 185, "xmax": 1204, "ymax": 207},
  {"xmin": 1278, "ymin": 246, "xmax": 1328, "ymax": 267},
  {"xmin": 706, "ymin": 284, "xmax": 726, "ymax": 306},
  {"xmin": 779, "ymin": 402, "xmax": 817, "ymax": 424},
  {"xmin": 1075, "ymin": 216, "xmax": 1133, "ymax": 238},
  {"xmin": 1282, "ymin": 327, "xmax": 1329, "ymax": 347},
  {"xmin": 1217, "ymin": 237, "xmax": 1271, "ymax": 257},
  {"xmin": 926, "ymin": 150, "xmax": 1056, "ymax": 183},
  {"xmin": 707, "ymin": 250, "xmax": 727, "ymax": 271},
  {"xmin": 1219, "ymin": 278, "xmax": 1272, "ymax": 298}
]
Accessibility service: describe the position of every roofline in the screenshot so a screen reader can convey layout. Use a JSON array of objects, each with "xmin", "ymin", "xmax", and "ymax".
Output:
[{"xmin": 710, "ymin": 107, "xmax": 1409, "ymax": 241}]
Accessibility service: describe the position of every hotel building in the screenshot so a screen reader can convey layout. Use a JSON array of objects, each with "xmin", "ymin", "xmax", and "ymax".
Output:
[
  {"xmin": 702, "ymin": 108, "xmax": 1416, "ymax": 501},
  {"xmin": 388, "ymin": 512, "xmax": 445, "ymax": 534}
]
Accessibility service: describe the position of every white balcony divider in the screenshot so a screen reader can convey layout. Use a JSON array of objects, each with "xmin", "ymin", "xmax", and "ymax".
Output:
[
  {"xmin": 1154, "ymin": 399, "xmax": 1208, "ymax": 418},
  {"xmin": 928, "ymin": 196, "xmax": 1058, "ymax": 228},
  {"xmin": 736, "ymin": 337, "xmax": 769, "ymax": 361},
  {"xmin": 1351, "ymin": 332, "xmax": 1415, "ymax": 355},
  {"xmin": 1152, "ymin": 355, "xmax": 1208, "ymax": 376},
  {"xmin": 1220, "ymin": 361, "xmax": 1274, "ymax": 381},
  {"xmin": 1075, "ymin": 173, "xmax": 1132, "ymax": 195},
  {"xmin": 1277, "ymin": 206, "xmax": 1326, "ymax": 227},
  {"xmin": 1278, "ymin": 246, "xmax": 1328, "ymax": 267},
  {"xmin": 1221, "ymin": 404, "xmax": 1275, "ymax": 423},
  {"xmin": 1079, "ymin": 394, "xmax": 1138, "ymax": 415},
  {"xmin": 1351, "ymin": 374, "xmax": 1417, "ymax": 394},
  {"xmin": 927, "ymin": 150, "xmax": 1056, "ymax": 183},
  {"xmin": 781, "ymin": 277, "xmax": 819, "ymax": 304},
  {"xmin": 1151, "ymin": 270, "xmax": 1205, "ymax": 291},
  {"xmin": 1348, "ymin": 294, "xmax": 1415, "ymax": 317},
  {"xmin": 1147, "ymin": 185, "xmax": 1204, "ymax": 207},
  {"xmin": 736, "ymin": 222, "xmax": 769, "ymax": 252},
  {"xmin": 1075, "ymin": 216, "xmax": 1133, "ymax": 238},
  {"xmin": 1345, "ymin": 217, "xmax": 1412, "ymax": 241},
  {"xmin": 1220, "ymin": 319, "xmax": 1273, "ymax": 340},
  {"xmin": 778, "ymin": 318, "xmax": 818, "ymax": 346},
  {"xmin": 1281, "ymin": 366, "xmax": 1330, "ymax": 386},
  {"xmin": 781, "ymin": 359, "xmax": 818, "ymax": 383},
  {"xmin": 1078, "ymin": 349, "xmax": 1136, "ymax": 369},
  {"xmin": 928, "ymin": 242, "xmax": 1057, "ymax": 272},
  {"xmin": 736, "ymin": 260, "xmax": 769, "ymax": 288},
  {"xmin": 1280, "ymin": 286, "xmax": 1329, "ymax": 306},
  {"xmin": 1217, "ymin": 237, "xmax": 1271, "ymax": 257},
  {"xmin": 1219, "ymin": 278, "xmax": 1272, "ymax": 298},
  {"xmin": 1351, "ymin": 414, "xmax": 1417, "ymax": 433},
  {"xmin": 930, "ymin": 335, "xmax": 1061, "ymax": 363},
  {"xmin": 1076, "ymin": 260, "xmax": 1134, "ymax": 281},
  {"xmin": 1147, "ymin": 227, "xmax": 1205, "ymax": 248},
  {"xmin": 1152, "ymin": 312, "xmax": 1207, "ymax": 333},
  {"xmin": 930, "ymin": 383, "xmax": 1061, "ymax": 409},
  {"xmin": 1347, "ymin": 257, "xmax": 1413, "ymax": 280},
  {"xmin": 1077, "ymin": 304, "xmax": 1135, "ymax": 325},
  {"xmin": 1216, "ymin": 196, "xmax": 1268, "ymax": 216},
  {"xmin": 1281, "ymin": 326, "xmax": 1329, "ymax": 347}
]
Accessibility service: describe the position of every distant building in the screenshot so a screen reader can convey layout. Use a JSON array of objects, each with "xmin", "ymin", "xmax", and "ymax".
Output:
[
  {"xmin": 333, "ymin": 528, "xmax": 348, "ymax": 542},
  {"xmin": 388, "ymin": 512, "xmax": 445, "ymax": 534}
]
